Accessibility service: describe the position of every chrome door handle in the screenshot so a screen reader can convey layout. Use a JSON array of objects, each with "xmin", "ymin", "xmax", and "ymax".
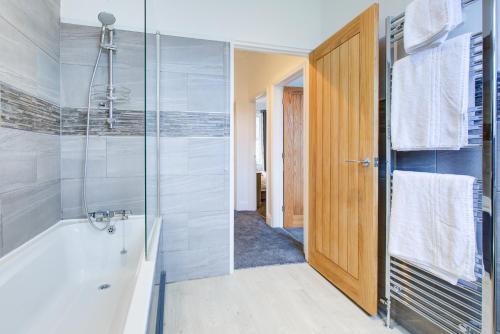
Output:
[{"xmin": 345, "ymin": 159, "xmax": 370, "ymax": 167}]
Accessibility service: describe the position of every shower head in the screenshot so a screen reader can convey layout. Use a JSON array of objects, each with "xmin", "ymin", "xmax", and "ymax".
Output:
[{"xmin": 98, "ymin": 12, "xmax": 116, "ymax": 26}]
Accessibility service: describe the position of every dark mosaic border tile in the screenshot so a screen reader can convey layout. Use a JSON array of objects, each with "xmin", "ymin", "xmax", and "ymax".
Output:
[
  {"xmin": 61, "ymin": 107, "xmax": 146, "ymax": 136},
  {"xmin": 160, "ymin": 111, "xmax": 229, "ymax": 137},
  {"xmin": 62, "ymin": 107, "xmax": 229, "ymax": 137},
  {"xmin": 0, "ymin": 83, "xmax": 60, "ymax": 135}
]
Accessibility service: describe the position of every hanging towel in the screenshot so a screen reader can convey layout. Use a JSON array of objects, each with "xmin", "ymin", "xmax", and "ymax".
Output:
[
  {"xmin": 389, "ymin": 171, "xmax": 476, "ymax": 285},
  {"xmin": 404, "ymin": 0, "xmax": 463, "ymax": 54},
  {"xmin": 391, "ymin": 33, "xmax": 471, "ymax": 151}
]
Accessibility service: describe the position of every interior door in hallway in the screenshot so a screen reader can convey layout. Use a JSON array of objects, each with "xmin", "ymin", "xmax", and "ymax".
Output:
[
  {"xmin": 283, "ymin": 87, "xmax": 304, "ymax": 229},
  {"xmin": 308, "ymin": 4, "xmax": 379, "ymax": 315}
]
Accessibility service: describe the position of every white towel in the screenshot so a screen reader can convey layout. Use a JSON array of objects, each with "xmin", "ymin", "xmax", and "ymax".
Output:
[
  {"xmin": 391, "ymin": 33, "xmax": 471, "ymax": 151},
  {"xmin": 404, "ymin": 0, "xmax": 463, "ymax": 54},
  {"xmin": 389, "ymin": 171, "xmax": 476, "ymax": 285}
]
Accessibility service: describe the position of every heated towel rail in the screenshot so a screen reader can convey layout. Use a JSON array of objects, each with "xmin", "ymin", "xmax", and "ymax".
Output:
[{"xmin": 383, "ymin": 0, "xmax": 497, "ymax": 333}]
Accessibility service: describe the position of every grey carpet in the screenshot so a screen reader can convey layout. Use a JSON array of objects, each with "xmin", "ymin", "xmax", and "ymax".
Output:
[
  {"xmin": 235, "ymin": 211, "xmax": 305, "ymax": 269},
  {"xmin": 285, "ymin": 228, "xmax": 304, "ymax": 244}
]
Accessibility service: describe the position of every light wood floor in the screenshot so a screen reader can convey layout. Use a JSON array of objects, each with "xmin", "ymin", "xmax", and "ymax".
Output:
[{"xmin": 165, "ymin": 263, "xmax": 407, "ymax": 334}]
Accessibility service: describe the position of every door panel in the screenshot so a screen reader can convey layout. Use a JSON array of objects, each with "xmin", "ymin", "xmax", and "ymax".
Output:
[
  {"xmin": 283, "ymin": 87, "xmax": 304, "ymax": 228},
  {"xmin": 308, "ymin": 4, "xmax": 378, "ymax": 315}
]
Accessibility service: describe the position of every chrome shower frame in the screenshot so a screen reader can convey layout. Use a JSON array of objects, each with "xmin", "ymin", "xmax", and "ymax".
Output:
[
  {"xmin": 100, "ymin": 27, "xmax": 117, "ymax": 129},
  {"xmin": 83, "ymin": 13, "xmax": 119, "ymax": 231}
]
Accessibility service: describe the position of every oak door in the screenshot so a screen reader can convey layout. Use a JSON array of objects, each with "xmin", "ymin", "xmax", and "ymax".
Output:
[
  {"xmin": 283, "ymin": 87, "xmax": 304, "ymax": 229},
  {"xmin": 308, "ymin": 4, "xmax": 379, "ymax": 315}
]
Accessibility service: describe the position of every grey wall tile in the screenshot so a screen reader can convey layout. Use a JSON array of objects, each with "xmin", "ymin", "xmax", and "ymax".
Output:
[
  {"xmin": 188, "ymin": 211, "xmax": 229, "ymax": 250},
  {"xmin": 187, "ymin": 179, "xmax": 229, "ymax": 213},
  {"xmin": 0, "ymin": 0, "xmax": 61, "ymax": 258},
  {"xmin": 160, "ymin": 36, "xmax": 227, "ymax": 76},
  {"xmin": 0, "ymin": 0, "xmax": 60, "ymax": 61},
  {"xmin": 60, "ymin": 63, "xmax": 154, "ymax": 111},
  {"xmin": 0, "ymin": 127, "xmax": 56, "ymax": 152},
  {"xmin": 164, "ymin": 246, "xmax": 229, "ymax": 283},
  {"xmin": 106, "ymin": 136, "xmax": 145, "ymax": 177},
  {"xmin": 160, "ymin": 192, "xmax": 189, "ymax": 215},
  {"xmin": 160, "ymin": 175, "xmax": 228, "ymax": 214},
  {"xmin": 0, "ymin": 128, "xmax": 59, "ymax": 193},
  {"xmin": 188, "ymin": 138, "xmax": 228, "ymax": 175},
  {"xmin": 60, "ymin": 24, "xmax": 101, "ymax": 66},
  {"xmin": 160, "ymin": 71, "xmax": 188, "ymax": 112},
  {"xmin": 61, "ymin": 23, "xmax": 153, "ymax": 69},
  {"xmin": 60, "ymin": 63, "xmax": 106, "ymax": 109},
  {"xmin": 165, "ymin": 227, "xmax": 189, "ymax": 252},
  {"xmin": 0, "ymin": 17, "xmax": 59, "ymax": 104},
  {"xmin": 1, "ymin": 180, "xmax": 60, "ymax": 253},
  {"xmin": 60, "ymin": 23, "xmax": 155, "ymax": 114},
  {"xmin": 0, "ymin": 152, "xmax": 36, "ymax": 193},
  {"xmin": 187, "ymin": 74, "xmax": 228, "ymax": 113},
  {"xmin": 162, "ymin": 213, "xmax": 189, "ymax": 252},
  {"xmin": 60, "ymin": 135, "xmax": 107, "ymax": 179},
  {"xmin": 61, "ymin": 177, "xmax": 145, "ymax": 219},
  {"xmin": 36, "ymin": 50, "xmax": 60, "ymax": 103},
  {"xmin": 36, "ymin": 150, "xmax": 60, "ymax": 183},
  {"xmin": 160, "ymin": 137, "xmax": 188, "ymax": 176},
  {"xmin": 155, "ymin": 35, "xmax": 230, "ymax": 282}
]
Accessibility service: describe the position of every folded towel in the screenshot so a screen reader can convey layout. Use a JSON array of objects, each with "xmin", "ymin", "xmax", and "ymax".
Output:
[
  {"xmin": 389, "ymin": 171, "xmax": 476, "ymax": 285},
  {"xmin": 404, "ymin": 0, "xmax": 463, "ymax": 54},
  {"xmin": 391, "ymin": 33, "xmax": 471, "ymax": 151}
]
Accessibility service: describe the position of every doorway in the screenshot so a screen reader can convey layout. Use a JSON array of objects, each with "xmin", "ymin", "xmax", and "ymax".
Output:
[{"xmin": 233, "ymin": 49, "xmax": 307, "ymax": 269}]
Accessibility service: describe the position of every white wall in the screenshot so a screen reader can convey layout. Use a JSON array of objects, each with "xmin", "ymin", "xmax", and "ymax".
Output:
[
  {"xmin": 234, "ymin": 50, "xmax": 305, "ymax": 222},
  {"xmin": 61, "ymin": 0, "xmax": 412, "ymax": 51},
  {"xmin": 61, "ymin": 0, "xmax": 324, "ymax": 52},
  {"xmin": 321, "ymin": 1, "xmax": 482, "ymax": 40},
  {"xmin": 321, "ymin": 0, "xmax": 409, "ymax": 40}
]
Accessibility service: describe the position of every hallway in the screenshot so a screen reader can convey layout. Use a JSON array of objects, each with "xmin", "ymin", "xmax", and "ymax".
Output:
[
  {"xmin": 165, "ymin": 263, "xmax": 406, "ymax": 334},
  {"xmin": 234, "ymin": 211, "xmax": 305, "ymax": 269}
]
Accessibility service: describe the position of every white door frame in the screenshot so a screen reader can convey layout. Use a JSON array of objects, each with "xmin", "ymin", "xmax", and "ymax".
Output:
[{"xmin": 229, "ymin": 43, "xmax": 310, "ymax": 273}]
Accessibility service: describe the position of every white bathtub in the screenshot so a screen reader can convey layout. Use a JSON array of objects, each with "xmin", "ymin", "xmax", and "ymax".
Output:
[{"xmin": 0, "ymin": 215, "xmax": 162, "ymax": 334}]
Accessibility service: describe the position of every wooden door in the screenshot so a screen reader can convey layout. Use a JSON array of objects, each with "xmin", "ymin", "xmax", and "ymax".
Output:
[
  {"xmin": 283, "ymin": 87, "xmax": 304, "ymax": 228},
  {"xmin": 308, "ymin": 4, "xmax": 379, "ymax": 315}
]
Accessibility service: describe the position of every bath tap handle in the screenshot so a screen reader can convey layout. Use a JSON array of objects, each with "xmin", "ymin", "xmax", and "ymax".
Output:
[
  {"xmin": 112, "ymin": 209, "xmax": 132, "ymax": 220},
  {"xmin": 88, "ymin": 210, "xmax": 112, "ymax": 222}
]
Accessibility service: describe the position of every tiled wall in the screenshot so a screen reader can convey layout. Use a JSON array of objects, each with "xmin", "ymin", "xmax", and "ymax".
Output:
[
  {"xmin": 0, "ymin": 0, "xmax": 61, "ymax": 256},
  {"xmin": 59, "ymin": 23, "xmax": 147, "ymax": 218},
  {"xmin": 158, "ymin": 35, "xmax": 230, "ymax": 282}
]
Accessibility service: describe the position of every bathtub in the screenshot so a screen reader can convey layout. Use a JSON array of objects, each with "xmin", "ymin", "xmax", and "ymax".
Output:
[{"xmin": 0, "ymin": 215, "xmax": 162, "ymax": 334}]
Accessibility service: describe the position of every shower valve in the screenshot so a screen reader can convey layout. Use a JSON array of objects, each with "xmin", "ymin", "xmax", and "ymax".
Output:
[{"xmin": 88, "ymin": 210, "xmax": 112, "ymax": 223}]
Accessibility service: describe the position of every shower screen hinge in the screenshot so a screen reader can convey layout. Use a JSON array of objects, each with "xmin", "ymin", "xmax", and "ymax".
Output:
[{"xmin": 374, "ymin": 157, "xmax": 379, "ymax": 168}]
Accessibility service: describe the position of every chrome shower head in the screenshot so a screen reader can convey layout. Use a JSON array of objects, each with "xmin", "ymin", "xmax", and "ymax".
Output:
[{"xmin": 98, "ymin": 12, "xmax": 116, "ymax": 26}]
